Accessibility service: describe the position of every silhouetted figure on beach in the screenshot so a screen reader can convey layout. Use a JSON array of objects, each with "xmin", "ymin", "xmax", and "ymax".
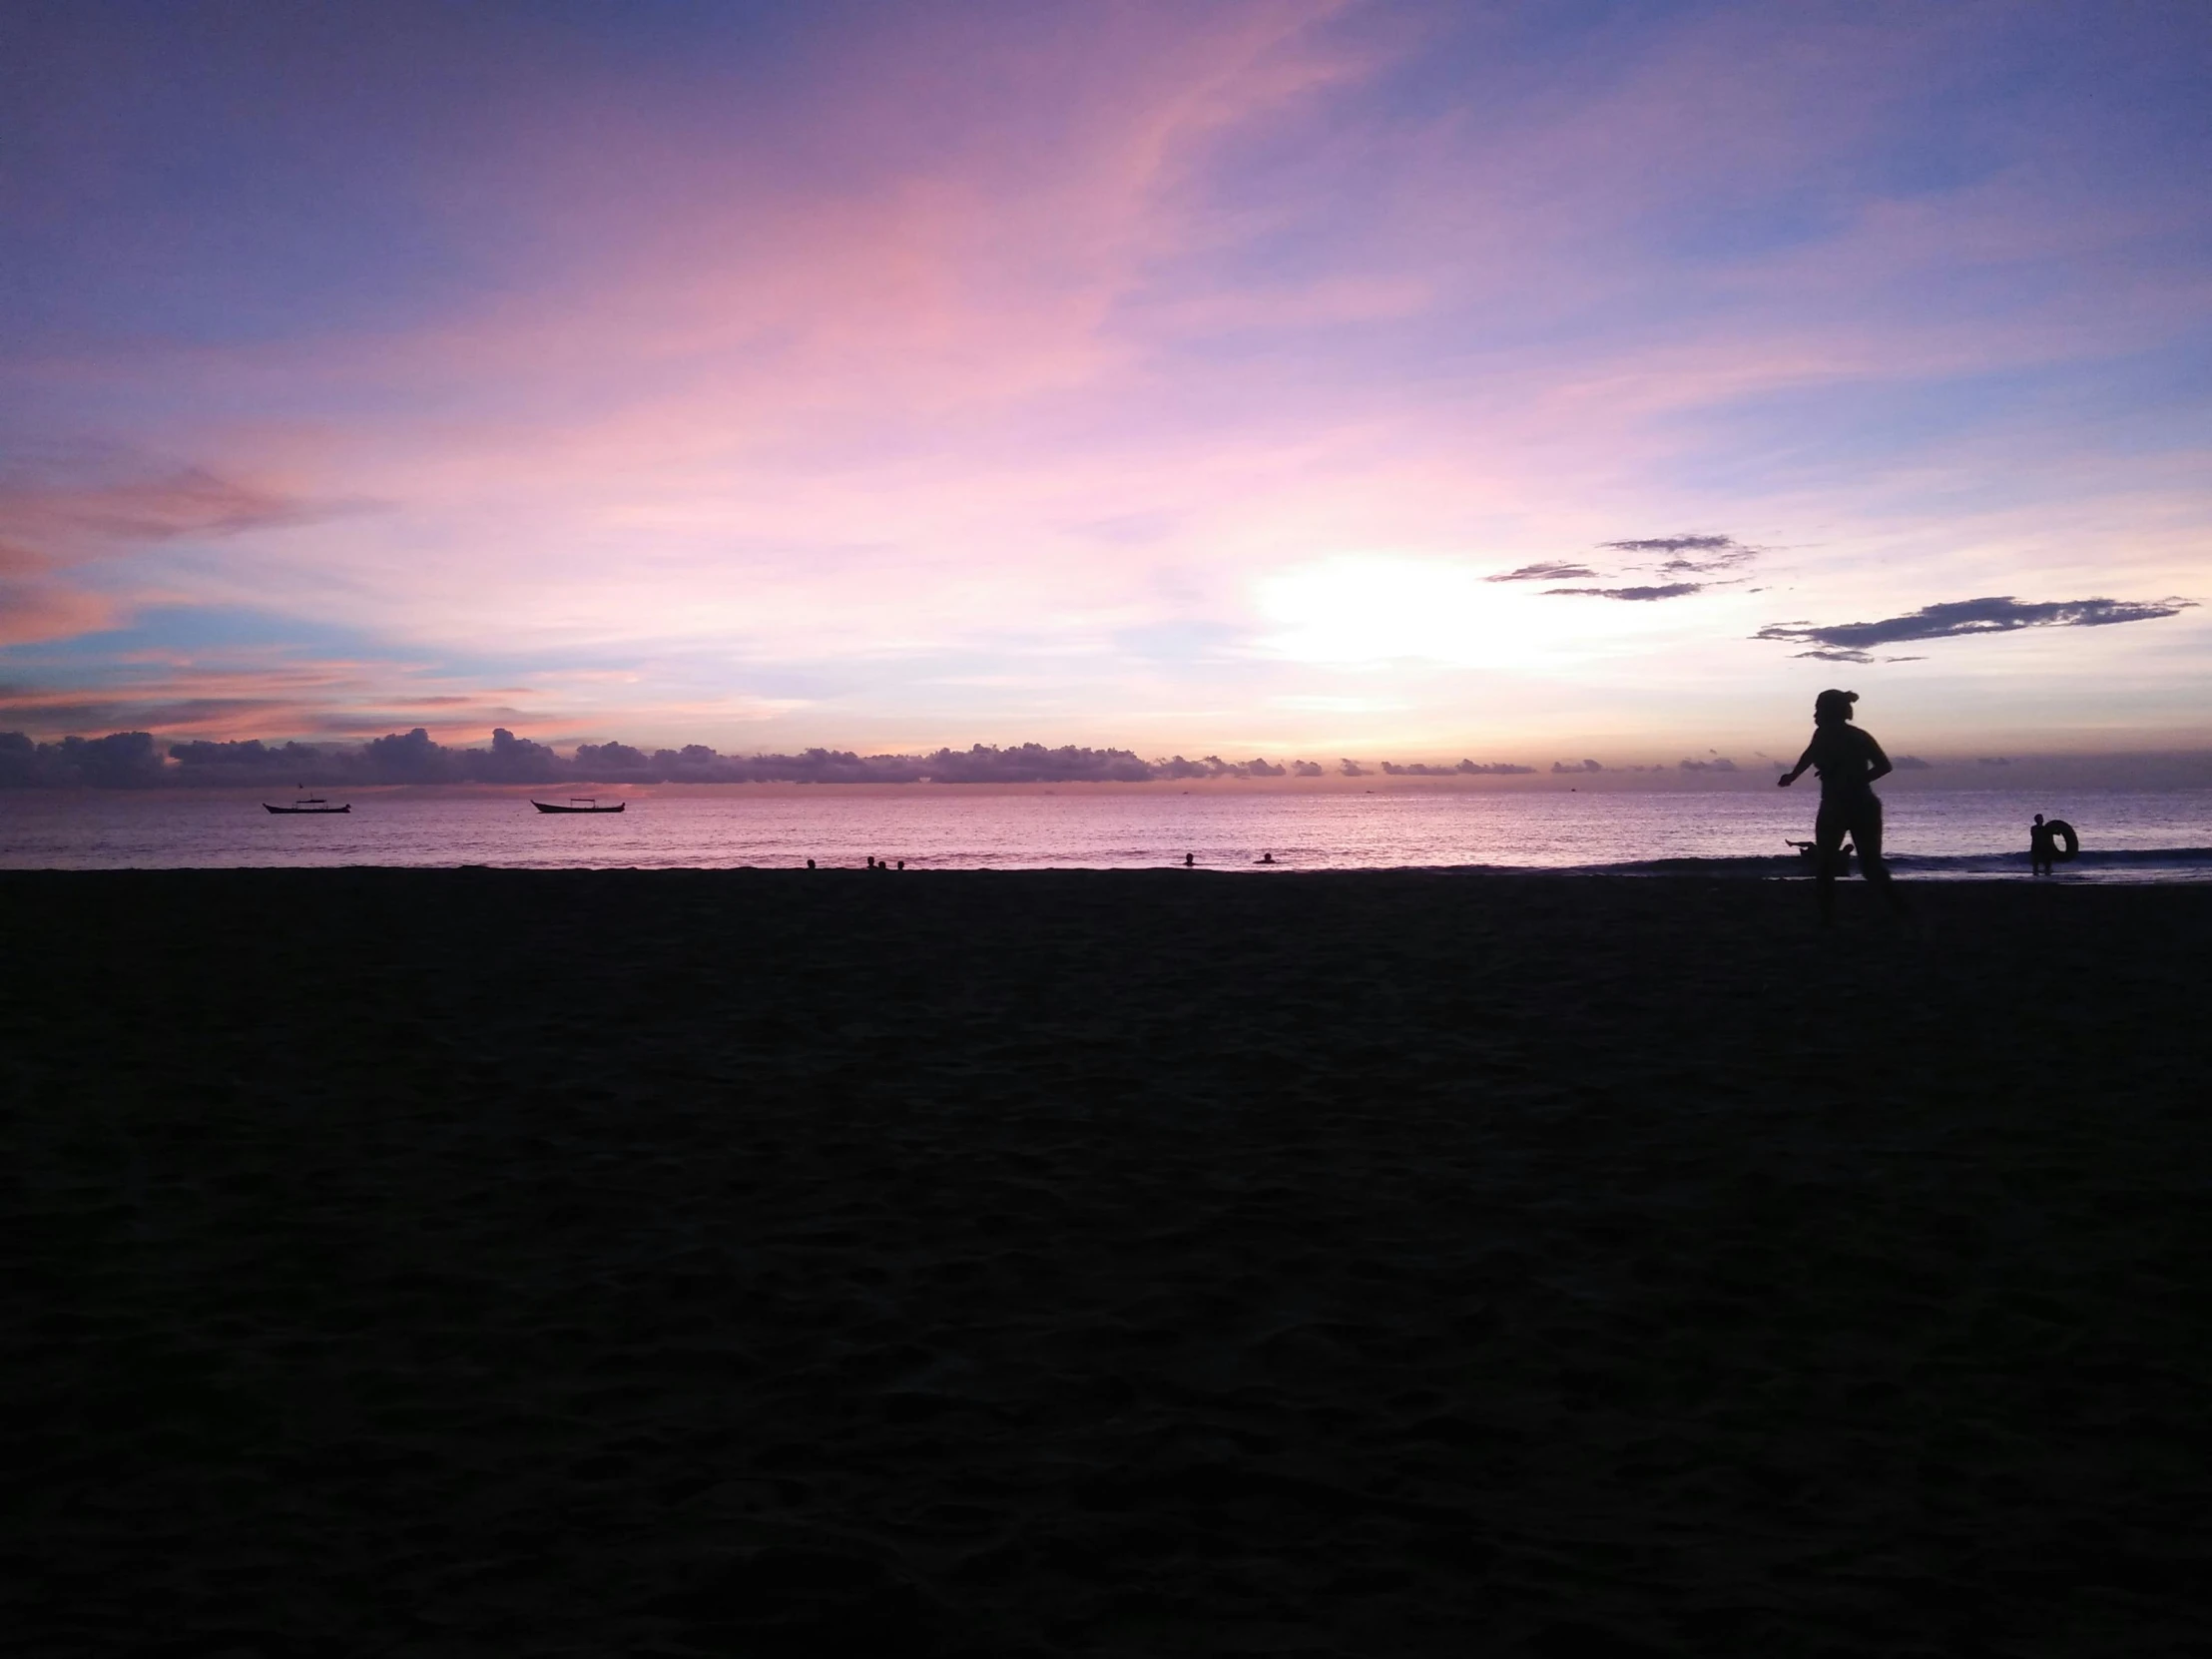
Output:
[
  {"xmin": 1777, "ymin": 688, "xmax": 1907, "ymax": 924},
  {"xmin": 1184, "ymin": 852, "xmax": 1195, "ymax": 867},
  {"xmin": 2030, "ymin": 814, "xmax": 2056, "ymax": 876},
  {"xmin": 895, "ymin": 859, "xmax": 904, "ymax": 870},
  {"xmin": 807, "ymin": 857, "xmax": 816, "ymax": 869},
  {"xmin": 1257, "ymin": 852, "xmax": 1276, "ymax": 864}
]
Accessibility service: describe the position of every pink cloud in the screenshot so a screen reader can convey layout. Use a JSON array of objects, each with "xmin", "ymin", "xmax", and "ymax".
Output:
[
  {"xmin": 5, "ymin": 3, "xmax": 2207, "ymax": 754},
  {"xmin": 0, "ymin": 581, "xmax": 116, "ymax": 646},
  {"xmin": 0, "ymin": 467, "xmax": 331, "ymax": 553}
]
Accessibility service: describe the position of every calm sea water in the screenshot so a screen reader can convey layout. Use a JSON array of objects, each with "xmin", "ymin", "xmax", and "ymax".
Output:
[{"xmin": 4, "ymin": 787, "xmax": 2208, "ymax": 879}]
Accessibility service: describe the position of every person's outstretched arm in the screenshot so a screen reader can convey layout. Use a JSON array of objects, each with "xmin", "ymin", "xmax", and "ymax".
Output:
[
  {"xmin": 1861, "ymin": 732, "xmax": 1894, "ymax": 786},
  {"xmin": 1777, "ymin": 740, "xmax": 1816, "ymax": 787}
]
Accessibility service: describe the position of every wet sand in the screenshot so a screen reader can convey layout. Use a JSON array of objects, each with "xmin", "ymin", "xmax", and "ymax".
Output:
[{"xmin": 6, "ymin": 868, "xmax": 2209, "ymax": 1656}]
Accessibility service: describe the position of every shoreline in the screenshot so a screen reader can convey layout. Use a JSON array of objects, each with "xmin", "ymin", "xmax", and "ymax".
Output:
[{"xmin": 4, "ymin": 850, "xmax": 2208, "ymax": 880}]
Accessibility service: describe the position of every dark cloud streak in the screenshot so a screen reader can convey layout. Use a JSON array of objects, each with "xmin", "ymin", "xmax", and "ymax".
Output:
[
  {"xmin": 1602, "ymin": 534, "xmax": 1759, "ymax": 575},
  {"xmin": 1601, "ymin": 535, "xmax": 1735, "ymax": 556},
  {"xmin": 1543, "ymin": 582, "xmax": 1704, "ymax": 602},
  {"xmin": 1757, "ymin": 594, "xmax": 2195, "ymax": 662},
  {"xmin": 1488, "ymin": 561, "xmax": 1598, "ymax": 583}
]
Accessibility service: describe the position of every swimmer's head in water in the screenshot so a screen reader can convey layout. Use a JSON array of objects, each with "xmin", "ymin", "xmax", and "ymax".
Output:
[{"xmin": 1814, "ymin": 688, "xmax": 1859, "ymax": 725}]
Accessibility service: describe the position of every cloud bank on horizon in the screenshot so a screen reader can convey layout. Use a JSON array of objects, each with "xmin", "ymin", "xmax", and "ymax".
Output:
[
  {"xmin": 2, "ymin": 1, "xmax": 2207, "ymax": 759},
  {"xmin": 0, "ymin": 727, "xmax": 1547, "ymax": 789}
]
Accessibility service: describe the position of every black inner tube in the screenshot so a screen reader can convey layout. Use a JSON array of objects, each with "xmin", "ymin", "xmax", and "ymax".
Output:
[{"xmin": 2045, "ymin": 819, "xmax": 2079, "ymax": 860}]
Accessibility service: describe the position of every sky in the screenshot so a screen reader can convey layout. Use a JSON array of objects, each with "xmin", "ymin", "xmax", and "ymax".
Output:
[{"xmin": 4, "ymin": 0, "xmax": 2209, "ymax": 766}]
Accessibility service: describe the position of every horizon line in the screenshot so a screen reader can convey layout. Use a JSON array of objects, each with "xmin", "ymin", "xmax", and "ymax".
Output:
[{"xmin": 7, "ymin": 727, "xmax": 2212, "ymax": 791}]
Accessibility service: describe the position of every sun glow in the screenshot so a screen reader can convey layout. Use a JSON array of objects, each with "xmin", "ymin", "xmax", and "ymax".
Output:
[{"xmin": 1254, "ymin": 556, "xmax": 1564, "ymax": 670}]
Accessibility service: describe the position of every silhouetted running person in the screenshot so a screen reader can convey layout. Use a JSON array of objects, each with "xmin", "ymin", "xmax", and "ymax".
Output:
[
  {"xmin": 1777, "ymin": 688, "xmax": 1908, "ymax": 924},
  {"xmin": 2029, "ymin": 813, "xmax": 2056, "ymax": 876}
]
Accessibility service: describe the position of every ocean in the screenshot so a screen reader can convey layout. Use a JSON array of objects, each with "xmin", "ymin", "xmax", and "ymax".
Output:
[{"xmin": 3, "ymin": 785, "xmax": 2208, "ymax": 879}]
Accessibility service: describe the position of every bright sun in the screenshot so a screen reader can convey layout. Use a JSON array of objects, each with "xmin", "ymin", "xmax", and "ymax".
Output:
[{"xmin": 1253, "ymin": 555, "xmax": 1597, "ymax": 671}]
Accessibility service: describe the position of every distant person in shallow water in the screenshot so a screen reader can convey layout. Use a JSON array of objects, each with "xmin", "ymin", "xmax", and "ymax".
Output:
[
  {"xmin": 1777, "ymin": 689, "xmax": 1908, "ymax": 924},
  {"xmin": 2029, "ymin": 813, "xmax": 2056, "ymax": 877}
]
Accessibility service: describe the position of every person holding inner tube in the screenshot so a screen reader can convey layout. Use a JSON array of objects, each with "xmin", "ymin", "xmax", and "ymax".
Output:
[
  {"xmin": 2030, "ymin": 812, "xmax": 2079, "ymax": 875},
  {"xmin": 1777, "ymin": 689, "xmax": 1909, "ymax": 924}
]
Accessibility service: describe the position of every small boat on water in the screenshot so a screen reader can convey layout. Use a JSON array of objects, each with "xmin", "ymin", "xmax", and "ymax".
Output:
[
  {"xmin": 532, "ymin": 797, "xmax": 626, "ymax": 814},
  {"xmin": 266, "ymin": 795, "xmax": 350, "ymax": 815}
]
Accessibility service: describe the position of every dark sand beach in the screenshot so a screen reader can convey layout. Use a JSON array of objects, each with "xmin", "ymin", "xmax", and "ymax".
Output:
[{"xmin": 6, "ymin": 868, "xmax": 2209, "ymax": 1656}]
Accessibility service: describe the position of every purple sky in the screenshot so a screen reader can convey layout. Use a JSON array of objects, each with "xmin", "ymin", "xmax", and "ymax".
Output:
[{"xmin": 4, "ymin": 1, "xmax": 2208, "ymax": 763}]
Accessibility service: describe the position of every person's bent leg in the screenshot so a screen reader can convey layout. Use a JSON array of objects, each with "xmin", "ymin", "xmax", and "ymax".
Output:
[
  {"xmin": 1815, "ymin": 805, "xmax": 1847, "ymax": 925},
  {"xmin": 1855, "ymin": 801, "xmax": 1909, "ymax": 914}
]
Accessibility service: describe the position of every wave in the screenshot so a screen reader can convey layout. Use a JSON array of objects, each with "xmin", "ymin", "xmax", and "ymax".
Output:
[{"xmin": 1575, "ymin": 845, "xmax": 2212, "ymax": 879}]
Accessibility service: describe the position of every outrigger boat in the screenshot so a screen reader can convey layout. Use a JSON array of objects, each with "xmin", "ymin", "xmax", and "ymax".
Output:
[
  {"xmin": 265, "ymin": 794, "xmax": 350, "ymax": 815},
  {"xmin": 1786, "ymin": 837, "xmax": 1852, "ymax": 867},
  {"xmin": 532, "ymin": 797, "xmax": 626, "ymax": 814}
]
